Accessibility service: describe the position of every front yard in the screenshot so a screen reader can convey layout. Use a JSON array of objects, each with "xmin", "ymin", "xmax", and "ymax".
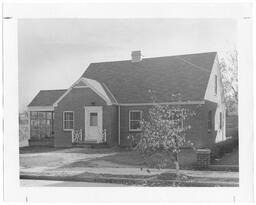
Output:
[
  {"xmin": 20, "ymin": 146, "xmax": 239, "ymax": 187},
  {"xmin": 20, "ymin": 146, "xmax": 197, "ymax": 170}
]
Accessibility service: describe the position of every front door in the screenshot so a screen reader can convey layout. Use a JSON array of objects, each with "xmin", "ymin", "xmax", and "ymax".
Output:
[{"xmin": 84, "ymin": 106, "xmax": 103, "ymax": 143}]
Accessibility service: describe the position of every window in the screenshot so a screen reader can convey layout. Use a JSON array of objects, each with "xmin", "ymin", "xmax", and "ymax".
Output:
[
  {"xmin": 214, "ymin": 75, "xmax": 218, "ymax": 95},
  {"xmin": 219, "ymin": 112, "xmax": 222, "ymax": 129},
  {"xmin": 208, "ymin": 111, "xmax": 212, "ymax": 132},
  {"xmin": 63, "ymin": 111, "xmax": 74, "ymax": 130},
  {"xmin": 129, "ymin": 110, "xmax": 142, "ymax": 131},
  {"xmin": 170, "ymin": 110, "xmax": 184, "ymax": 128},
  {"xmin": 90, "ymin": 112, "xmax": 98, "ymax": 126}
]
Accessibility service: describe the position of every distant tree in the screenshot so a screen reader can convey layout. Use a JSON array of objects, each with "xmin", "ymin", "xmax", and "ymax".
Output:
[
  {"xmin": 219, "ymin": 50, "xmax": 238, "ymax": 114},
  {"xmin": 133, "ymin": 93, "xmax": 196, "ymax": 177}
]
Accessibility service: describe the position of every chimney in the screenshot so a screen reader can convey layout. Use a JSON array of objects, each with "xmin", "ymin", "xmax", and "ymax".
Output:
[{"xmin": 131, "ymin": 50, "xmax": 142, "ymax": 62}]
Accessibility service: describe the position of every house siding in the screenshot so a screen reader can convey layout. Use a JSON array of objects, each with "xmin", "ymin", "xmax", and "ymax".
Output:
[
  {"xmin": 119, "ymin": 102, "xmax": 217, "ymax": 148},
  {"xmin": 53, "ymin": 87, "xmax": 118, "ymax": 147},
  {"xmin": 204, "ymin": 55, "xmax": 226, "ymax": 142}
]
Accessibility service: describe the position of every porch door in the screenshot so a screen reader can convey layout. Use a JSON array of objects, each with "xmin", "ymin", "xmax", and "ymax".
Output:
[{"xmin": 84, "ymin": 106, "xmax": 103, "ymax": 143}]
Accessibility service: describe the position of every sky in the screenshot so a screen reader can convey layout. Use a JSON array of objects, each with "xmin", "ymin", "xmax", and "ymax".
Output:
[{"xmin": 18, "ymin": 19, "xmax": 237, "ymax": 112}]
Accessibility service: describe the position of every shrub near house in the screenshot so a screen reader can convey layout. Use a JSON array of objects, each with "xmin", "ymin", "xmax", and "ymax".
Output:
[
  {"xmin": 27, "ymin": 51, "xmax": 226, "ymax": 148},
  {"xmin": 133, "ymin": 97, "xmax": 197, "ymax": 173}
]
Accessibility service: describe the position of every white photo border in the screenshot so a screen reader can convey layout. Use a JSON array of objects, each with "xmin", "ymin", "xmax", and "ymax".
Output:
[{"xmin": 2, "ymin": 2, "xmax": 253, "ymax": 203}]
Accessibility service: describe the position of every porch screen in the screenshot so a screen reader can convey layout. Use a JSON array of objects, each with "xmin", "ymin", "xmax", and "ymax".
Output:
[{"xmin": 30, "ymin": 111, "xmax": 53, "ymax": 139}]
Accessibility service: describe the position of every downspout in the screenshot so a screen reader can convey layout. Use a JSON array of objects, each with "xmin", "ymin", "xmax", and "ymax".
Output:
[{"xmin": 118, "ymin": 105, "xmax": 121, "ymax": 145}]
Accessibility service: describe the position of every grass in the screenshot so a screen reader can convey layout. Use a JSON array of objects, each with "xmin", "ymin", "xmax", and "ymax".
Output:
[
  {"xmin": 20, "ymin": 145, "xmax": 197, "ymax": 170},
  {"xmin": 59, "ymin": 148, "xmax": 197, "ymax": 170}
]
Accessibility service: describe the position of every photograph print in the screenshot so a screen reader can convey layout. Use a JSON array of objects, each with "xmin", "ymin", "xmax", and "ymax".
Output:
[{"xmin": 19, "ymin": 18, "xmax": 239, "ymax": 187}]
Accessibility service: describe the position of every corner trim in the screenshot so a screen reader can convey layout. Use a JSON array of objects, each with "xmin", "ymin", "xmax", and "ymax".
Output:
[{"xmin": 102, "ymin": 82, "xmax": 118, "ymax": 104}]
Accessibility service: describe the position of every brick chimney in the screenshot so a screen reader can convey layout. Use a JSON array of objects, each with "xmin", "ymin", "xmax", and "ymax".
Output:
[{"xmin": 131, "ymin": 50, "xmax": 142, "ymax": 62}]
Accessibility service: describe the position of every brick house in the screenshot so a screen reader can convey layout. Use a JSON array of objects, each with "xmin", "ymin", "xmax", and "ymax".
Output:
[{"xmin": 27, "ymin": 51, "xmax": 226, "ymax": 147}]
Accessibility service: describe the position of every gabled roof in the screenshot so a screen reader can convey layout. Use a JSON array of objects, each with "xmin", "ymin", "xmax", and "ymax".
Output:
[
  {"xmin": 28, "ymin": 89, "xmax": 67, "ymax": 107},
  {"xmin": 82, "ymin": 52, "xmax": 217, "ymax": 103}
]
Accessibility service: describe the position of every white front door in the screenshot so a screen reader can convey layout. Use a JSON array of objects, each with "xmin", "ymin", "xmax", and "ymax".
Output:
[{"xmin": 84, "ymin": 106, "xmax": 103, "ymax": 143}]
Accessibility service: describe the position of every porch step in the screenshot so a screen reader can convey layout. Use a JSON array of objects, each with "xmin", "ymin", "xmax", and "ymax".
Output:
[{"xmin": 73, "ymin": 142, "xmax": 110, "ymax": 149}]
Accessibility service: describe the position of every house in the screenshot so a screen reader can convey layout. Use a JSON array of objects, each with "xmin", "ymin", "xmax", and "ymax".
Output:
[{"xmin": 27, "ymin": 51, "xmax": 226, "ymax": 147}]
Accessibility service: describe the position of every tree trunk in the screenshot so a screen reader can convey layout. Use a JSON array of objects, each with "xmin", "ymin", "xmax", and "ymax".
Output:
[{"xmin": 173, "ymin": 152, "xmax": 180, "ymax": 178}]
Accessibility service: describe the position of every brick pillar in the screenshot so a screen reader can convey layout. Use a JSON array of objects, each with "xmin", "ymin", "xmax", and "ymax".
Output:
[{"xmin": 196, "ymin": 149, "xmax": 211, "ymax": 169}]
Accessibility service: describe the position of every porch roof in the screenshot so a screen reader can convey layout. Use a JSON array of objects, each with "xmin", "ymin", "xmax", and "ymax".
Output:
[{"xmin": 28, "ymin": 89, "xmax": 67, "ymax": 107}]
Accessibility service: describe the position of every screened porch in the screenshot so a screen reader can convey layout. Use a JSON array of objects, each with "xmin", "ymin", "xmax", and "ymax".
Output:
[{"xmin": 30, "ymin": 111, "xmax": 54, "ymax": 140}]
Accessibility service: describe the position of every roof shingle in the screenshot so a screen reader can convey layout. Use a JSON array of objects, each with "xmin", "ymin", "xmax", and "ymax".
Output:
[
  {"xmin": 82, "ymin": 52, "xmax": 217, "ymax": 103},
  {"xmin": 28, "ymin": 89, "xmax": 67, "ymax": 107}
]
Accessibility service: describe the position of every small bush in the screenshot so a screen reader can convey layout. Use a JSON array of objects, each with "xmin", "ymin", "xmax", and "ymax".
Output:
[
  {"xmin": 210, "ymin": 137, "xmax": 238, "ymax": 160},
  {"xmin": 127, "ymin": 133, "xmax": 141, "ymax": 150}
]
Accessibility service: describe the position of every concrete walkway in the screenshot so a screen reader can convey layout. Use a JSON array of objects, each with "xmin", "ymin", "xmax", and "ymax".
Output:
[{"xmin": 20, "ymin": 166, "xmax": 238, "ymax": 179}]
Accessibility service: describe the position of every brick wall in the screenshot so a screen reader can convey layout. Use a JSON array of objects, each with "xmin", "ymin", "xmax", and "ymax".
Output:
[
  {"xmin": 54, "ymin": 87, "xmax": 118, "ymax": 147},
  {"xmin": 119, "ymin": 101, "xmax": 217, "ymax": 148},
  {"xmin": 196, "ymin": 149, "xmax": 211, "ymax": 168}
]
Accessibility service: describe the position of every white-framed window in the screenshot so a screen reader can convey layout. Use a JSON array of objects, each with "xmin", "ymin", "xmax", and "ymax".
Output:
[
  {"xmin": 63, "ymin": 111, "xmax": 74, "ymax": 131},
  {"xmin": 129, "ymin": 110, "xmax": 142, "ymax": 131},
  {"xmin": 219, "ymin": 112, "xmax": 222, "ymax": 130},
  {"xmin": 208, "ymin": 110, "xmax": 212, "ymax": 132},
  {"xmin": 214, "ymin": 75, "xmax": 218, "ymax": 95},
  {"xmin": 170, "ymin": 110, "xmax": 184, "ymax": 129}
]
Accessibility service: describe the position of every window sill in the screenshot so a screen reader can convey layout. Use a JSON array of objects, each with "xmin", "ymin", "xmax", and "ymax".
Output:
[
  {"xmin": 129, "ymin": 129, "xmax": 142, "ymax": 132},
  {"xmin": 63, "ymin": 129, "xmax": 73, "ymax": 131}
]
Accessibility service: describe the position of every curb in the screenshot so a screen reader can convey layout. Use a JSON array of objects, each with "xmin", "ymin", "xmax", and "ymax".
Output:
[
  {"xmin": 20, "ymin": 174, "xmax": 239, "ymax": 187},
  {"xmin": 208, "ymin": 165, "xmax": 239, "ymax": 172}
]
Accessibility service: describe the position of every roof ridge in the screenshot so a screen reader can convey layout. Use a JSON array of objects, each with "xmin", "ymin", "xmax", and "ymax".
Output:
[
  {"xmin": 175, "ymin": 56, "xmax": 211, "ymax": 73},
  {"xmin": 40, "ymin": 89, "xmax": 67, "ymax": 92},
  {"xmin": 89, "ymin": 51, "xmax": 217, "ymax": 65}
]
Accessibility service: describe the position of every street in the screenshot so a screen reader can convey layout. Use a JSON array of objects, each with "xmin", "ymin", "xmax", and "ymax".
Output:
[{"xmin": 20, "ymin": 179, "xmax": 127, "ymax": 187}]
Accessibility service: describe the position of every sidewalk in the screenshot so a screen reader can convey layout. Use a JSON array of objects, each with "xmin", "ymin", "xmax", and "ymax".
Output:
[{"xmin": 20, "ymin": 166, "xmax": 239, "ymax": 187}]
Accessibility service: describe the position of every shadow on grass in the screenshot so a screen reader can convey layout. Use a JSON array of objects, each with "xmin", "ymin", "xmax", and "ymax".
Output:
[{"xmin": 59, "ymin": 148, "xmax": 197, "ymax": 170}]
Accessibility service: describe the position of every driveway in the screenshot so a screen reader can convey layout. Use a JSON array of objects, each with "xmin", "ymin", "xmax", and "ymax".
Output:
[{"xmin": 20, "ymin": 147, "xmax": 121, "ymax": 173}]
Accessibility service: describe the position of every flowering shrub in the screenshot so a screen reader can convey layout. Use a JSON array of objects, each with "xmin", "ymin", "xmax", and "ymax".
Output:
[{"xmin": 132, "ymin": 93, "xmax": 196, "ymax": 176}]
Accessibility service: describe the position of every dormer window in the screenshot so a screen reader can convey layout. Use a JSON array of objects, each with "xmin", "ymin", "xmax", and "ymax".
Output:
[{"xmin": 214, "ymin": 75, "xmax": 217, "ymax": 95}]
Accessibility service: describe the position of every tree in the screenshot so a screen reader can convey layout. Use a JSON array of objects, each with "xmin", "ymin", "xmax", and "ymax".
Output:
[
  {"xmin": 133, "ymin": 93, "xmax": 196, "ymax": 177},
  {"xmin": 219, "ymin": 50, "xmax": 238, "ymax": 114}
]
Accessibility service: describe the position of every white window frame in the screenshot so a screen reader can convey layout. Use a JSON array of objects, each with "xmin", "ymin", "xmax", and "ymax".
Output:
[
  {"xmin": 129, "ymin": 110, "xmax": 142, "ymax": 131},
  {"xmin": 63, "ymin": 111, "xmax": 74, "ymax": 131},
  {"xmin": 214, "ymin": 74, "xmax": 218, "ymax": 95}
]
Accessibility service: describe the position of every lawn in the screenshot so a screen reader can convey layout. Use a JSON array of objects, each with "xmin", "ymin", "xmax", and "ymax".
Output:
[{"xmin": 20, "ymin": 146, "xmax": 197, "ymax": 170}]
